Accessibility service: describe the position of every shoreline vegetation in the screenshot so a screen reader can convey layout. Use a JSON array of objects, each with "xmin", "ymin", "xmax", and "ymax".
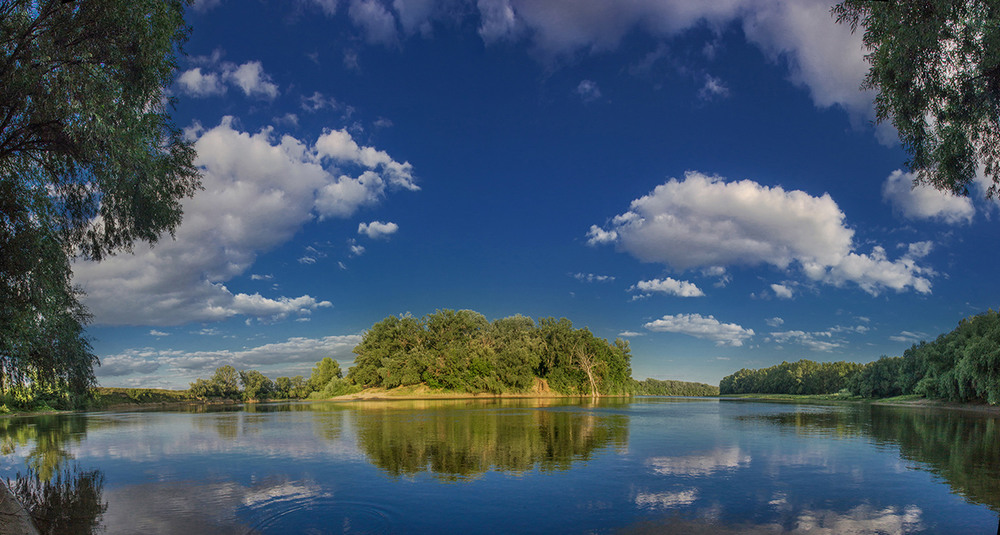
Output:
[{"xmin": 6, "ymin": 309, "xmax": 998, "ymax": 418}]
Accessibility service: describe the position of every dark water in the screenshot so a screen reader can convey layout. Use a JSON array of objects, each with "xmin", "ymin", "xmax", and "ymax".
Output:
[{"xmin": 1, "ymin": 397, "xmax": 999, "ymax": 534}]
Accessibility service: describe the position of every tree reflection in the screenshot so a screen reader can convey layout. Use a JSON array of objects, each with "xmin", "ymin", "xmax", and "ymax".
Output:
[
  {"xmin": 0, "ymin": 414, "xmax": 87, "ymax": 481},
  {"xmin": 7, "ymin": 465, "xmax": 107, "ymax": 535},
  {"xmin": 351, "ymin": 400, "xmax": 629, "ymax": 480},
  {"xmin": 738, "ymin": 405, "xmax": 1000, "ymax": 513}
]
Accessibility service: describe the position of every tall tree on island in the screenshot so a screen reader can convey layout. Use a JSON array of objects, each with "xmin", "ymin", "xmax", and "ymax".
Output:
[
  {"xmin": 0, "ymin": 0, "xmax": 199, "ymax": 406},
  {"xmin": 834, "ymin": 0, "xmax": 1000, "ymax": 197}
]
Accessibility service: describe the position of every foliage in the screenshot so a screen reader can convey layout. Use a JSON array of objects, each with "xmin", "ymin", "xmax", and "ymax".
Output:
[
  {"xmin": 347, "ymin": 310, "xmax": 633, "ymax": 396},
  {"xmin": 724, "ymin": 311, "xmax": 1000, "ymax": 405},
  {"xmin": 833, "ymin": 0, "xmax": 1000, "ymax": 197},
  {"xmin": 308, "ymin": 357, "xmax": 342, "ymax": 391},
  {"xmin": 1, "ymin": 0, "xmax": 199, "ymax": 408},
  {"xmin": 719, "ymin": 360, "xmax": 863, "ymax": 395},
  {"xmin": 89, "ymin": 387, "xmax": 196, "ymax": 408},
  {"xmin": 238, "ymin": 369, "xmax": 275, "ymax": 401},
  {"xmin": 188, "ymin": 365, "xmax": 241, "ymax": 400},
  {"xmin": 634, "ymin": 378, "xmax": 719, "ymax": 396}
]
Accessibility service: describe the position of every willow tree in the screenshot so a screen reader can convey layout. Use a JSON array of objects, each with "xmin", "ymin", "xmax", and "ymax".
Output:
[
  {"xmin": 0, "ymin": 0, "xmax": 199, "ymax": 405},
  {"xmin": 834, "ymin": 0, "xmax": 1000, "ymax": 197}
]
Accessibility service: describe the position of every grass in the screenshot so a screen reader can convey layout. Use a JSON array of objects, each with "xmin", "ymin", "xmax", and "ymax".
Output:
[{"xmin": 88, "ymin": 387, "xmax": 199, "ymax": 409}]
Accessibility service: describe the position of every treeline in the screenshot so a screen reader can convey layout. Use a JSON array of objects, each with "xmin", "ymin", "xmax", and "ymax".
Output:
[
  {"xmin": 720, "ymin": 310, "xmax": 1000, "ymax": 404},
  {"xmin": 348, "ymin": 310, "xmax": 633, "ymax": 396},
  {"xmin": 634, "ymin": 378, "xmax": 719, "ymax": 396},
  {"xmin": 188, "ymin": 358, "xmax": 346, "ymax": 401},
  {"xmin": 720, "ymin": 360, "xmax": 862, "ymax": 396}
]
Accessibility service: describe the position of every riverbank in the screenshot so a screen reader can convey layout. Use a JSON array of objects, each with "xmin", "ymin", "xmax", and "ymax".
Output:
[{"xmin": 718, "ymin": 393, "xmax": 1000, "ymax": 415}]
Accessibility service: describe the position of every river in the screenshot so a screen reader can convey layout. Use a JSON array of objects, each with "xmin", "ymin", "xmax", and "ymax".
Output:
[{"xmin": 0, "ymin": 397, "xmax": 997, "ymax": 534}]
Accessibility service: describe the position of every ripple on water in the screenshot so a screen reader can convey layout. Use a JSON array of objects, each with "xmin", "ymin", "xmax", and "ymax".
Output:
[{"xmin": 248, "ymin": 496, "xmax": 396, "ymax": 535}]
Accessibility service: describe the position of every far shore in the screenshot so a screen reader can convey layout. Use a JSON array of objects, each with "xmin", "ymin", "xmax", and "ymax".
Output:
[{"xmin": 4, "ymin": 389, "xmax": 1000, "ymax": 418}]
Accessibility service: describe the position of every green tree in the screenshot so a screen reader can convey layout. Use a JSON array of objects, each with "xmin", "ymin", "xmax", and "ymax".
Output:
[
  {"xmin": 1, "ymin": 0, "xmax": 199, "ymax": 405},
  {"xmin": 834, "ymin": 0, "xmax": 1000, "ymax": 196},
  {"xmin": 238, "ymin": 369, "xmax": 275, "ymax": 401},
  {"xmin": 308, "ymin": 357, "xmax": 342, "ymax": 392}
]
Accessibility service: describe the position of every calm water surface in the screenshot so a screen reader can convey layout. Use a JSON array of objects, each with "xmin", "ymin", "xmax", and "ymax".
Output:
[{"xmin": 1, "ymin": 397, "xmax": 998, "ymax": 534}]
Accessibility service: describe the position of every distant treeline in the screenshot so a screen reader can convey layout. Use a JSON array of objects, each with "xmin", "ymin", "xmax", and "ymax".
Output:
[
  {"xmin": 720, "ymin": 360, "xmax": 862, "ymax": 396},
  {"xmin": 348, "ymin": 310, "xmax": 633, "ymax": 396},
  {"xmin": 188, "ymin": 357, "xmax": 344, "ymax": 401},
  {"xmin": 720, "ymin": 310, "xmax": 1000, "ymax": 404},
  {"xmin": 634, "ymin": 378, "xmax": 719, "ymax": 396}
]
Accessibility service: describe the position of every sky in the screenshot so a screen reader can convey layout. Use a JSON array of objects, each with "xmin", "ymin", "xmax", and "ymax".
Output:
[{"xmin": 73, "ymin": 0, "xmax": 1000, "ymax": 389}]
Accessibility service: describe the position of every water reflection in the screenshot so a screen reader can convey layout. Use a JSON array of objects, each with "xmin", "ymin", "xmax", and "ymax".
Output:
[
  {"xmin": 737, "ymin": 404, "xmax": 1000, "ymax": 513},
  {"xmin": 7, "ymin": 464, "xmax": 107, "ymax": 535},
  {"xmin": 349, "ymin": 399, "xmax": 630, "ymax": 480},
  {"xmin": 0, "ymin": 414, "xmax": 88, "ymax": 481}
]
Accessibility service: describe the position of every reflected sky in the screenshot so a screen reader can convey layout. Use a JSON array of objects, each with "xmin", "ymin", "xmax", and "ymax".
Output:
[{"xmin": 1, "ymin": 399, "xmax": 997, "ymax": 534}]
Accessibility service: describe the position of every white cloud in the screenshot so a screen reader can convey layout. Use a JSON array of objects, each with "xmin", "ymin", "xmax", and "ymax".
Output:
[
  {"xmin": 96, "ymin": 355, "xmax": 161, "ymax": 377},
  {"xmin": 770, "ymin": 283, "xmax": 793, "ymax": 299},
  {"xmin": 644, "ymin": 313, "xmax": 754, "ymax": 347},
  {"xmin": 315, "ymin": 128, "xmax": 418, "ymax": 191},
  {"xmin": 589, "ymin": 171, "xmax": 934, "ymax": 296},
  {"xmin": 73, "ymin": 118, "xmax": 415, "ymax": 326},
  {"xmin": 176, "ymin": 60, "xmax": 279, "ymax": 100},
  {"xmin": 572, "ymin": 272, "xmax": 615, "ymax": 283},
  {"xmin": 349, "ymin": 0, "xmax": 399, "ymax": 45},
  {"xmin": 889, "ymin": 330, "xmax": 927, "ymax": 344},
  {"xmin": 768, "ymin": 330, "xmax": 840, "ymax": 352},
  {"xmin": 576, "ymin": 80, "xmax": 601, "ymax": 102},
  {"xmin": 149, "ymin": 330, "xmax": 170, "ymax": 337},
  {"xmin": 765, "ymin": 317, "xmax": 784, "ymax": 327},
  {"xmin": 617, "ymin": 330, "xmax": 644, "ymax": 337},
  {"xmin": 882, "ymin": 169, "xmax": 975, "ymax": 224},
  {"xmin": 629, "ymin": 277, "xmax": 704, "ymax": 298},
  {"xmin": 227, "ymin": 61, "xmax": 279, "ymax": 99},
  {"xmin": 586, "ymin": 224, "xmax": 617, "ymax": 246},
  {"xmin": 176, "ymin": 68, "xmax": 226, "ymax": 97},
  {"xmin": 358, "ymin": 220, "xmax": 399, "ymax": 239}
]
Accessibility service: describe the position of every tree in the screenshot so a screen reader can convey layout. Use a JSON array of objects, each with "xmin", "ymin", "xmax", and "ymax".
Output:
[
  {"xmin": 1, "ymin": 0, "xmax": 199, "ymax": 404},
  {"xmin": 239, "ymin": 369, "xmax": 275, "ymax": 401},
  {"xmin": 308, "ymin": 357, "xmax": 342, "ymax": 392},
  {"xmin": 834, "ymin": 0, "xmax": 1000, "ymax": 197}
]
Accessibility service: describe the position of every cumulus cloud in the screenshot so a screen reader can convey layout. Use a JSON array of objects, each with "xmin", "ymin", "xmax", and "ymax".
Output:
[
  {"xmin": 765, "ymin": 317, "xmax": 784, "ymax": 327},
  {"xmin": 176, "ymin": 60, "xmax": 279, "ymax": 100},
  {"xmin": 770, "ymin": 283, "xmax": 793, "ymax": 299},
  {"xmin": 96, "ymin": 355, "xmax": 161, "ymax": 377},
  {"xmin": 768, "ymin": 330, "xmax": 840, "ymax": 352},
  {"xmin": 629, "ymin": 278, "xmax": 704, "ymax": 298},
  {"xmin": 73, "ymin": 118, "xmax": 415, "ymax": 326},
  {"xmin": 228, "ymin": 61, "xmax": 280, "ymax": 99},
  {"xmin": 176, "ymin": 68, "xmax": 226, "ymax": 97},
  {"xmin": 644, "ymin": 313, "xmax": 754, "ymax": 347},
  {"xmin": 358, "ymin": 220, "xmax": 399, "ymax": 239},
  {"xmin": 589, "ymin": 171, "xmax": 934, "ymax": 296},
  {"xmin": 882, "ymin": 170, "xmax": 975, "ymax": 224}
]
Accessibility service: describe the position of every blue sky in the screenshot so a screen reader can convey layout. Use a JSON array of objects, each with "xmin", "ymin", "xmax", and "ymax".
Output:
[{"xmin": 74, "ymin": 0, "xmax": 1000, "ymax": 389}]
